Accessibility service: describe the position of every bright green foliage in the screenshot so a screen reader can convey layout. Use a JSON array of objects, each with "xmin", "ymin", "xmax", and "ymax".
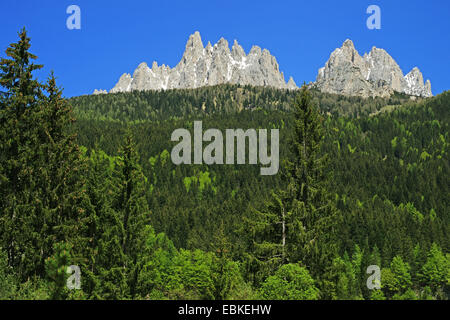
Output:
[
  {"xmin": 419, "ymin": 286, "xmax": 435, "ymax": 300},
  {"xmin": 12, "ymin": 278, "xmax": 50, "ymax": 300},
  {"xmin": 419, "ymin": 243, "xmax": 449, "ymax": 292},
  {"xmin": 45, "ymin": 242, "xmax": 72, "ymax": 300},
  {"xmin": 260, "ymin": 264, "xmax": 319, "ymax": 300},
  {"xmin": 0, "ymin": 248, "xmax": 17, "ymax": 299},
  {"xmin": 138, "ymin": 247, "xmax": 212, "ymax": 299},
  {"xmin": 183, "ymin": 170, "xmax": 216, "ymax": 194},
  {"xmin": 370, "ymin": 289, "xmax": 386, "ymax": 300},
  {"xmin": 382, "ymin": 256, "xmax": 412, "ymax": 297},
  {"xmin": 136, "ymin": 225, "xmax": 246, "ymax": 300},
  {"xmin": 211, "ymin": 221, "xmax": 243, "ymax": 300},
  {"xmin": 322, "ymin": 245, "xmax": 369, "ymax": 300},
  {"xmin": 392, "ymin": 288, "xmax": 418, "ymax": 300}
]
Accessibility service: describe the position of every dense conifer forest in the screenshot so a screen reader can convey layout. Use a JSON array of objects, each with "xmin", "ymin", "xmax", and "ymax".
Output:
[{"xmin": 1, "ymin": 30, "xmax": 448, "ymax": 300}]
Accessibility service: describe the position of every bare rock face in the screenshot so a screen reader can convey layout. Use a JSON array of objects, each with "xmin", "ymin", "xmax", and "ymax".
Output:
[
  {"xmin": 315, "ymin": 40, "xmax": 432, "ymax": 98},
  {"xmin": 93, "ymin": 89, "xmax": 107, "ymax": 95},
  {"xmin": 404, "ymin": 67, "xmax": 432, "ymax": 97},
  {"xmin": 110, "ymin": 73, "xmax": 132, "ymax": 93},
  {"xmin": 103, "ymin": 31, "xmax": 296, "ymax": 94},
  {"xmin": 95, "ymin": 36, "xmax": 432, "ymax": 98},
  {"xmin": 316, "ymin": 40, "xmax": 376, "ymax": 97},
  {"xmin": 287, "ymin": 77, "xmax": 297, "ymax": 90}
]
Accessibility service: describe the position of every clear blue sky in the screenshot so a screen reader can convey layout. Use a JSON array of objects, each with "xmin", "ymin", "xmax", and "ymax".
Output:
[{"xmin": 1, "ymin": 0, "xmax": 449, "ymax": 97}]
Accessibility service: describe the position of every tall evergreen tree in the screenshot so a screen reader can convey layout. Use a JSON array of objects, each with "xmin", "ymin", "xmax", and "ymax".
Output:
[
  {"xmin": 81, "ymin": 147, "xmax": 116, "ymax": 297},
  {"xmin": 285, "ymin": 85, "xmax": 340, "ymax": 276},
  {"xmin": 0, "ymin": 28, "xmax": 44, "ymax": 279},
  {"xmin": 243, "ymin": 190, "xmax": 296, "ymax": 285},
  {"xmin": 115, "ymin": 132, "xmax": 151, "ymax": 297},
  {"xmin": 0, "ymin": 29, "xmax": 92, "ymax": 281},
  {"xmin": 37, "ymin": 73, "xmax": 94, "ymax": 274},
  {"xmin": 244, "ymin": 85, "xmax": 340, "ymax": 287},
  {"xmin": 95, "ymin": 132, "xmax": 151, "ymax": 298}
]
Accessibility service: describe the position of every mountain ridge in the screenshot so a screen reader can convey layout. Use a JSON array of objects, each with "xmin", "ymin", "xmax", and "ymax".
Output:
[
  {"xmin": 313, "ymin": 39, "xmax": 432, "ymax": 98},
  {"xmin": 94, "ymin": 34, "xmax": 432, "ymax": 98},
  {"xmin": 95, "ymin": 31, "xmax": 297, "ymax": 94}
]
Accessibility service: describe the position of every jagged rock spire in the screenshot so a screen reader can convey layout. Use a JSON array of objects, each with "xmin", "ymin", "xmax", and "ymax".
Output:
[
  {"xmin": 101, "ymin": 31, "xmax": 296, "ymax": 94},
  {"xmin": 315, "ymin": 39, "xmax": 432, "ymax": 98}
]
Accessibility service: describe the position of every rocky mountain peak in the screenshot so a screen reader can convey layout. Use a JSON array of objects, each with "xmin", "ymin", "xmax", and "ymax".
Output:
[
  {"xmin": 96, "ymin": 35, "xmax": 431, "ymax": 98},
  {"xmin": 287, "ymin": 77, "xmax": 297, "ymax": 90},
  {"xmin": 135, "ymin": 62, "xmax": 149, "ymax": 71},
  {"xmin": 109, "ymin": 73, "xmax": 132, "ymax": 93},
  {"xmin": 101, "ymin": 32, "xmax": 296, "ymax": 94},
  {"xmin": 407, "ymin": 67, "xmax": 423, "ymax": 80},
  {"xmin": 249, "ymin": 45, "xmax": 262, "ymax": 56},
  {"xmin": 231, "ymin": 40, "xmax": 245, "ymax": 60},
  {"xmin": 342, "ymin": 39, "xmax": 355, "ymax": 49},
  {"xmin": 205, "ymin": 41, "xmax": 213, "ymax": 52},
  {"xmin": 404, "ymin": 67, "xmax": 432, "ymax": 97},
  {"xmin": 215, "ymin": 38, "xmax": 230, "ymax": 53},
  {"xmin": 186, "ymin": 31, "xmax": 203, "ymax": 50},
  {"xmin": 93, "ymin": 89, "xmax": 107, "ymax": 95},
  {"xmin": 315, "ymin": 40, "xmax": 432, "ymax": 98}
]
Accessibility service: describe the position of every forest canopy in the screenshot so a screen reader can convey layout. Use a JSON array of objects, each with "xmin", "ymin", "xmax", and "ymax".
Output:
[{"xmin": 1, "ymin": 29, "xmax": 448, "ymax": 300}]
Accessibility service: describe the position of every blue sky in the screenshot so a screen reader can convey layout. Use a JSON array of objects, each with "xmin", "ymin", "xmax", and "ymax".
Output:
[{"xmin": 1, "ymin": 0, "xmax": 449, "ymax": 97}]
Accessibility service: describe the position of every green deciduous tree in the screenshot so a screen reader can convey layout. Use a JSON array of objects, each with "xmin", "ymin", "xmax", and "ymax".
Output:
[
  {"xmin": 382, "ymin": 256, "xmax": 412, "ymax": 297},
  {"xmin": 260, "ymin": 263, "xmax": 319, "ymax": 300},
  {"xmin": 419, "ymin": 243, "xmax": 449, "ymax": 297}
]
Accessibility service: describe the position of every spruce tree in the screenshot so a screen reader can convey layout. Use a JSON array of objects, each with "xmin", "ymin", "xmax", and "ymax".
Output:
[
  {"xmin": 211, "ymin": 220, "xmax": 237, "ymax": 299},
  {"xmin": 285, "ymin": 85, "xmax": 340, "ymax": 275},
  {"xmin": 243, "ymin": 191, "xmax": 296, "ymax": 285},
  {"xmin": 95, "ymin": 132, "xmax": 151, "ymax": 298},
  {"xmin": 37, "ymin": 73, "xmax": 95, "ymax": 290},
  {"xmin": 244, "ymin": 85, "xmax": 340, "ymax": 287},
  {"xmin": 0, "ymin": 28, "xmax": 43, "ymax": 279},
  {"xmin": 0, "ymin": 29, "xmax": 93, "ymax": 281},
  {"xmin": 82, "ymin": 147, "xmax": 115, "ymax": 297}
]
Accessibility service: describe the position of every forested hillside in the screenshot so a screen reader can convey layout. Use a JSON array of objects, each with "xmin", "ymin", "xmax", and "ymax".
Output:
[
  {"xmin": 70, "ymin": 87, "xmax": 449, "ymax": 300},
  {"xmin": 1, "ymin": 30, "xmax": 448, "ymax": 300},
  {"xmin": 71, "ymin": 83, "xmax": 414, "ymax": 120}
]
